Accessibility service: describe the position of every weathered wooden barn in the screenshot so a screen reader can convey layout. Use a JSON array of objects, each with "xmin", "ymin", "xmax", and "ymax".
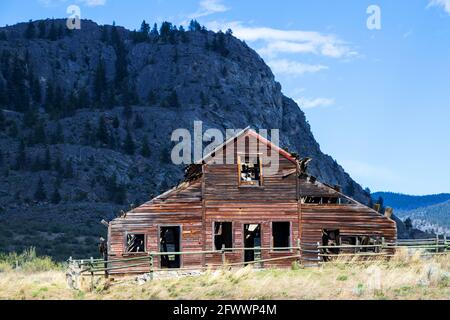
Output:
[{"xmin": 107, "ymin": 128, "xmax": 396, "ymax": 272}]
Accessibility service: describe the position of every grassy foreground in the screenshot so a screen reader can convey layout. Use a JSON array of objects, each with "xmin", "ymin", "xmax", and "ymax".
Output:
[{"xmin": 0, "ymin": 249, "xmax": 449, "ymax": 300}]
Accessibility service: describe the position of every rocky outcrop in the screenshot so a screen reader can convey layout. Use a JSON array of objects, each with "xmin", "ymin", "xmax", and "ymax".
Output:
[{"xmin": 0, "ymin": 19, "xmax": 371, "ymax": 258}]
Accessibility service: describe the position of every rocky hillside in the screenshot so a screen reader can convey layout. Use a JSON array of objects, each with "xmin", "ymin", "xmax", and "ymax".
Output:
[{"xmin": 0, "ymin": 19, "xmax": 371, "ymax": 259}]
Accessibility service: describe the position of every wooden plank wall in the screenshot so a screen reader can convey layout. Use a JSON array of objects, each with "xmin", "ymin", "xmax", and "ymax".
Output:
[
  {"xmin": 203, "ymin": 134, "xmax": 300, "ymax": 267},
  {"xmin": 108, "ymin": 180, "xmax": 203, "ymax": 274},
  {"xmin": 107, "ymin": 131, "xmax": 397, "ymax": 273},
  {"xmin": 300, "ymin": 203, "xmax": 397, "ymax": 263}
]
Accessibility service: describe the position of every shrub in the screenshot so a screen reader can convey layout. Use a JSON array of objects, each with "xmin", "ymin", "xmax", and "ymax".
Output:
[{"xmin": 0, "ymin": 247, "xmax": 60, "ymax": 273}]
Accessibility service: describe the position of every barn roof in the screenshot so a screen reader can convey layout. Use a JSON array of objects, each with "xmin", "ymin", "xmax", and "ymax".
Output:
[{"xmin": 198, "ymin": 127, "xmax": 299, "ymax": 165}]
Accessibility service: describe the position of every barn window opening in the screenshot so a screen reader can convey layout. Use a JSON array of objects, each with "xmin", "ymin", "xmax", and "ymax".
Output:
[
  {"xmin": 301, "ymin": 197, "xmax": 355, "ymax": 205},
  {"xmin": 272, "ymin": 222, "xmax": 290, "ymax": 251},
  {"xmin": 160, "ymin": 226, "xmax": 181, "ymax": 269},
  {"xmin": 126, "ymin": 234, "xmax": 145, "ymax": 253},
  {"xmin": 238, "ymin": 155, "xmax": 262, "ymax": 186},
  {"xmin": 244, "ymin": 224, "xmax": 261, "ymax": 264},
  {"xmin": 214, "ymin": 222, "xmax": 233, "ymax": 250},
  {"xmin": 321, "ymin": 229, "xmax": 340, "ymax": 261}
]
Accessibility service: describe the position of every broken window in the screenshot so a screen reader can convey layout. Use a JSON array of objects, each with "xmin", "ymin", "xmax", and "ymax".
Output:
[
  {"xmin": 238, "ymin": 155, "xmax": 262, "ymax": 186},
  {"xmin": 160, "ymin": 226, "xmax": 181, "ymax": 268},
  {"xmin": 301, "ymin": 197, "xmax": 355, "ymax": 205},
  {"xmin": 214, "ymin": 222, "xmax": 233, "ymax": 250},
  {"xmin": 126, "ymin": 234, "xmax": 145, "ymax": 253},
  {"xmin": 272, "ymin": 222, "xmax": 290, "ymax": 251}
]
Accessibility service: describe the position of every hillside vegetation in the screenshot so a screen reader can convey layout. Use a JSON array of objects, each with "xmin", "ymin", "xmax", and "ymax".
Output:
[
  {"xmin": 0, "ymin": 249, "xmax": 449, "ymax": 300},
  {"xmin": 0, "ymin": 19, "xmax": 370, "ymax": 260}
]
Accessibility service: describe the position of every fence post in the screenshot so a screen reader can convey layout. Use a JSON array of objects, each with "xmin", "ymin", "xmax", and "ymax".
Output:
[
  {"xmin": 444, "ymin": 235, "xmax": 447, "ymax": 251},
  {"xmin": 90, "ymin": 257, "xmax": 94, "ymax": 292},
  {"xmin": 149, "ymin": 253, "xmax": 154, "ymax": 280},
  {"xmin": 436, "ymin": 234, "xmax": 439, "ymax": 254},
  {"xmin": 296, "ymin": 238, "xmax": 301, "ymax": 264},
  {"xmin": 221, "ymin": 245, "xmax": 226, "ymax": 267}
]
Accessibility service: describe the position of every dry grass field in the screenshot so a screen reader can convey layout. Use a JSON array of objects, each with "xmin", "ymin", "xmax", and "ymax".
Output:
[{"xmin": 0, "ymin": 248, "xmax": 449, "ymax": 300}]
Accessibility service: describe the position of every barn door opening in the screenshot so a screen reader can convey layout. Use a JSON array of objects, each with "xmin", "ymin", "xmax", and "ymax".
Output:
[
  {"xmin": 244, "ymin": 224, "xmax": 261, "ymax": 264},
  {"xmin": 160, "ymin": 226, "xmax": 181, "ymax": 269}
]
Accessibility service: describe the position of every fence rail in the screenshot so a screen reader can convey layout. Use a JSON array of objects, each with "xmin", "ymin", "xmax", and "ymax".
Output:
[{"xmin": 68, "ymin": 237, "xmax": 449, "ymax": 283}]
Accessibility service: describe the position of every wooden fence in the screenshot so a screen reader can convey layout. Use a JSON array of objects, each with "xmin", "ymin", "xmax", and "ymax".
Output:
[{"xmin": 67, "ymin": 236, "xmax": 449, "ymax": 285}]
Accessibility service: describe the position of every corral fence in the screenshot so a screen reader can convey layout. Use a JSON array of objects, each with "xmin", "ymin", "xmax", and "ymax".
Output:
[{"xmin": 66, "ymin": 236, "xmax": 449, "ymax": 290}]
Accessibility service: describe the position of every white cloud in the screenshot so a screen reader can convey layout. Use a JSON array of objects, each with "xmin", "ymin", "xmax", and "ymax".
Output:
[
  {"xmin": 189, "ymin": 0, "xmax": 230, "ymax": 19},
  {"xmin": 78, "ymin": 0, "xmax": 106, "ymax": 6},
  {"xmin": 206, "ymin": 21, "xmax": 357, "ymax": 59},
  {"xmin": 428, "ymin": 0, "xmax": 450, "ymax": 14},
  {"xmin": 295, "ymin": 97, "xmax": 335, "ymax": 109},
  {"xmin": 268, "ymin": 59, "xmax": 328, "ymax": 76},
  {"xmin": 38, "ymin": 0, "xmax": 106, "ymax": 6}
]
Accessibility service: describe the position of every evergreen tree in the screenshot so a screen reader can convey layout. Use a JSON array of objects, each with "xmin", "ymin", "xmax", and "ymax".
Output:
[
  {"xmin": 0, "ymin": 31, "xmax": 6, "ymax": 41},
  {"xmin": 33, "ymin": 121, "xmax": 47, "ymax": 144},
  {"xmin": 139, "ymin": 20, "xmax": 150, "ymax": 41},
  {"xmin": 96, "ymin": 116, "xmax": 109, "ymax": 146},
  {"xmin": 38, "ymin": 20, "xmax": 46, "ymax": 38},
  {"xmin": 106, "ymin": 173, "xmax": 127, "ymax": 204},
  {"xmin": 25, "ymin": 20, "xmax": 36, "ymax": 39},
  {"xmin": 34, "ymin": 177, "xmax": 47, "ymax": 201},
  {"xmin": 147, "ymin": 89, "xmax": 158, "ymax": 105},
  {"xmin": 122, "ymin": 105, "xmax": 133, "ymax": 120},
  {"xmin": 404, "ymin": 218, "xmax": 413, "ymax": 231},
  {"xmin": 166, "ymin": 90, "xmax": 180, "ymax": 108},
  {"xmin": 53, "ymin": 154, "xmax": 62, "ymax": 173},
  {"xmin": 31, "ymin": 154, "xmax": 43, "ymax": 172},
  {"xmin": 212, "ymin": 31, "xmax": 229, "ymax": 57},
  {"xmin": 188, "ymin": 20, "xmax": 202, "ymax": 32},
  {"xmin": 50, "ymin": 183, "xmax": 62, "ymax": 204},
  {"xmin": 141, "ymin": 136, "xmax": 151, "ymax": 158},
  {"xmin": 151, "ymin": 23, "xmax": 159, "ymax": 38},
  {"xmin": 159, "ymin": 21, "xmax": 176, "ymax": 43},
  {"xmin": 31, "ymin": 77, "xmax": 41, "ymax": 104},
  {"xmin": 77, "ymin": 88, "xmax": 90, "ymax": 109},
  {"xmin": 159, "ymin": 146, "xmax": 171, "ymax": 164},
  {"xmin": 82, "ymin": 121, "xmax": 93, "ymax": 145},
  {"xmin": 43, "ymin": 147, "xmax": 52, "ymax": 171},
  {"xmin": 44, "ymin": 82, "xmax": 54, "ymax": 114},
  {"xmin": 179, "ymin": 25, "xmax": 189, "ymax": 43},
  {"xmin": 0, "ymin": 109, "xmax": 5, "ymax": 131},
  {"xmin": 94, "ymin": 58, "xmax": 107, "ymax": 105},
  {"xmin": 0, "ymin": 80, "xmax": 6, "ymax": 106},
  {"xmin": 10, "ymin": 55, "xmax": 29, "ymax": 112},
  {"xmin": 48, "ymin": 21, "xmax": 58, "ymax": 41},
  {"xmin": 111, "ymin": 25, "xmax": 128, "ymax": 87},
  {"xmin": 100, "ymin": 25, "xmax": 109, "ymax": 43},
  {"xmin": 112, "ymin": 116, "xmax": 120, "ymax": 129},
  {"xmin": 133, "ymin": 113, "xmax": 144, "ymax": 129},
  {"xmin": 15, "ymin": 140, "xmax": 27, "ymax": 170},
  {"xmin": 63, "ymin": 160, "xmax": 74, "ymax": 179},
  {"xmin": 123, "ymin": 128, "xmax": 135, "ymax": 155}
]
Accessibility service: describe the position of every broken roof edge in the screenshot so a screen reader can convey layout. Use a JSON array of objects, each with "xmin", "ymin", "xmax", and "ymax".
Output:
[
  {"xmin": 147, "ymin": 175, "xmax": 203, "ymax": 205},
  {"xmin": 198, "ymin": 127, "xmax": 298, "ymax": 165},
  {"xmin": 302, "ymin": 174, "xmax": 393, "ymax": 220}
]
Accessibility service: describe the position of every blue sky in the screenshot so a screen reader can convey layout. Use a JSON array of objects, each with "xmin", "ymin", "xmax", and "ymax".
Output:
[{"xmin": 1, "ymin": 0, "xmax": 449, "ymax": 195}]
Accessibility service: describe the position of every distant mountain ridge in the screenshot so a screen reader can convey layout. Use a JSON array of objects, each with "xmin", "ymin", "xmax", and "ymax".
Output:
[
  {"xmin": 372, "ymin": 192, "xmax": 450, "ymax": 211},
  {"xmin": 397, "ymin": 200, "xmax": 450, "ymax": 236},
  {"xmin": 374, "ymin": 192, "xmax": 450, "ymax": 237}
]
